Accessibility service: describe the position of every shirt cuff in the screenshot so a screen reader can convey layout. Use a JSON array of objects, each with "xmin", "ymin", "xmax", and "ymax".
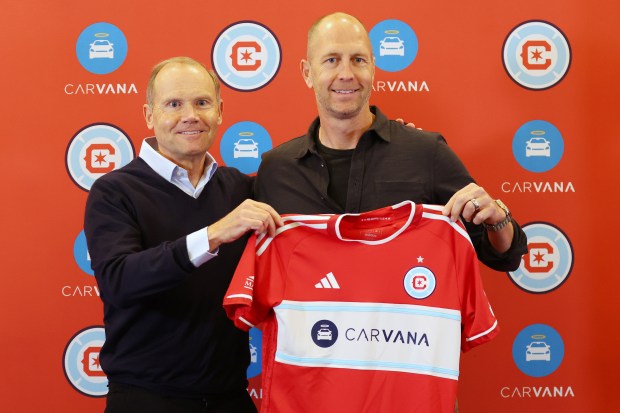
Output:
[{"xmin": 186, "ymin": 227, "xmax": 218, "ymax": 267}]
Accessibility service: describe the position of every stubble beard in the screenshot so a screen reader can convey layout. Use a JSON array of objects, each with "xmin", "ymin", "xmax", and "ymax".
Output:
[{"xmin": 318, "ymin": 89, "xmax": 371, "ymax": 120}]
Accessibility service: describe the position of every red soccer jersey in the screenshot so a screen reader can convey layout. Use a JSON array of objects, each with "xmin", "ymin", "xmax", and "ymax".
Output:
[{"xmin": 224, "ymin": 201, "xmax": 498, "ymax": 413}]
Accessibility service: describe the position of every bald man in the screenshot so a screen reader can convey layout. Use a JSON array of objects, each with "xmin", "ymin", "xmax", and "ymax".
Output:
[
  {"xmin": 248, "ymin": 13, "xmax": 526, "ymax": 412},
  {"xmin": 255, "ymin": 12, "xmax": 527, "ymax": 270}
]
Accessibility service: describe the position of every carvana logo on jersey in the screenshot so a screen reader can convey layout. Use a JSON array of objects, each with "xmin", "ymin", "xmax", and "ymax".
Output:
[
  {"xmin": 403, "ymin": 266, "xmax": 436, "ymax": 299},
  {"xmin": 74, "ymin": 230, "xmax": 94, "ymax": 276},
  {"xmin": 220, "ymin": 121, "xmax": 272, "ymax": 174},
  {"xmin": 76, "ymin": 22, "xmax": 128, "ymax": 75},
  {"xmin": 63, "ymin": 326, "xmax": 107, "ymax": 397},
  {"xmin": 512, "ymin": 324, "xmax": 564, "ymax": 377},
  {"xmin": 212, "ymin": 21, "xmax": 281, "ymax": 91},
  {"xmin": 512, "ymin": 120, "xmax": 564, "ymax": 173},
  {"xmin": 247, "ymin": 327, "xmax": 262, "ymax": 379},
  {"xmin": 66, "ymin": 123, "xmax": 135, "ymax": 191},
  {"xmin": 275, "ymin": 301, "xmax": 454, "ymax": 378},
  {"xmin": 311, "ymin": 319, "xmax": 339, "ymax": 348},
  {"xmin": 369, "ymin": 20, "xmax": 418, "ymax": 72},
  {"xmin": 508, "ymin": 222, "xmax": 573, "ymax": 293},
  {"xmin": 503, "ymin": 20, "xmax": 571, "ymax": 90}
]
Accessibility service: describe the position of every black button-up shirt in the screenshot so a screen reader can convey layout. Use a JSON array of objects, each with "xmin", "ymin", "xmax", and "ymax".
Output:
[{"xmin": 255, "ymin": 106, "xmax": 527, "ymax": 271}]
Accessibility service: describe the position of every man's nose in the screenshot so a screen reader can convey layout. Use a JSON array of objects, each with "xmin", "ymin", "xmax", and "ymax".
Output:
[
  {"xmin": 181, "ymin": 104, "xmax": 200, "ymax": 120},
  {"xmin": 338, "ymin": 61, "xmax": 355, "ymax": 79}
]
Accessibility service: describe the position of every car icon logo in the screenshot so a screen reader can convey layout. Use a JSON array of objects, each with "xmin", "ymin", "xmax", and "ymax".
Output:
[
  {"xmin": 316, "ymin": 325, "xmax": 333, "ymax": 341},
  {"xmin": 525, "ymin": 131, "xmax": 551, "ymax": 157},
  {"xmin": 89, "ymin": 38, "xmax": 114, "ymax": 59},
  {"xmin": 379, "ymin": 36, "xmax": 405, "ymax": 56},
  {"xmin": 233, "ymin": 136, "xmax": 259, "ymax": 159},
  {"xmin": 525, "ymin": 341, "xmax": 551, "ymax": 361}
]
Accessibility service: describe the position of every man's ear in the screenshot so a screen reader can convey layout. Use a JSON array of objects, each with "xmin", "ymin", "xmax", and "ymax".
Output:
[
  {"xmin": 300, "ymin": 59, "xmax": 313, "ymax": 88},
  {"xmin": 217, "ymin": 99, "xmax": 224, "ymax": 126},
  {"xmin": 143, "ymin": 104, "xmax": 154, "ymax": 130},
  {"xmin": 371, "ymin": 56, "xmax": 376, "ymax": 83}
]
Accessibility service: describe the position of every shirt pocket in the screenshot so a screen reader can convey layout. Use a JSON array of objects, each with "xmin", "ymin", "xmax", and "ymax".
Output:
[{"xmin": 373, "ymin": 179, "xmax": 429, "ymax": 206}]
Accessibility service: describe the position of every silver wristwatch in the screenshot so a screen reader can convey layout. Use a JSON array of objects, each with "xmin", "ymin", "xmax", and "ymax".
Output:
[{"xmin": 483, "ymin": 199, "xmax": 512, "ymax": 232}]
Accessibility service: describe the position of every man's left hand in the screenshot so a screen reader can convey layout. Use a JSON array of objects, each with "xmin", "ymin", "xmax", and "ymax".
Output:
[{"xmin": 442, "ymin": 183, "xmax": 505, "ymax": 226}]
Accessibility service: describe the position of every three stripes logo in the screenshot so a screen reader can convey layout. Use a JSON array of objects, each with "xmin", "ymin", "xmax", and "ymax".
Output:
[{"xmin": 315, "ymin": 272, "xmax": 340, "ymax": 289}]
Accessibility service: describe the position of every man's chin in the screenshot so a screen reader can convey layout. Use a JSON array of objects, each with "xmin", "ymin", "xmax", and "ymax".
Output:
[{"xmin": 327, "ymin": 106, "xmax": 364, "ymax": 120}]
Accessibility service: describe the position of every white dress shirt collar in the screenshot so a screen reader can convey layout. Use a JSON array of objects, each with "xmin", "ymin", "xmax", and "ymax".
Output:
[{"xmin": 138, "ymin": 137, "xmax": 218, "ymax": 199}]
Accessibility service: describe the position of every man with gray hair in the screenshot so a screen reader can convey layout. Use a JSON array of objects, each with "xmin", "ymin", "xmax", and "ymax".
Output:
[{"xmin": 85, "ymin": 56, "xmax": 281, "ymax": 412}]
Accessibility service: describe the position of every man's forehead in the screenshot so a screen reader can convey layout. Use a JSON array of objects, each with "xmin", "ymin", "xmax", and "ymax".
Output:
[
  {"xmin": 312, "ymin": 39, "xmax": 373, "ymax": 59},
  {"xmin": 154, "ymin": 66, "xmax": 215, "ymax": 95},
  {"xmin": 309, "ymin": 22, "xmax": 371, "ymax": 56},
  {"xmin": 156, "ymin": 63, "xmax": 206, "ymax": 82}
]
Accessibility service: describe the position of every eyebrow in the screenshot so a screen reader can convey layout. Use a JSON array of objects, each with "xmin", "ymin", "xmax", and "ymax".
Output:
[
  {"xmin": 160, "ymin": 95, "xmax": 214, "ymax": 103},
  {"xmin": 320, "ymin": 50, "xmax": 371, "ymax": 59}
]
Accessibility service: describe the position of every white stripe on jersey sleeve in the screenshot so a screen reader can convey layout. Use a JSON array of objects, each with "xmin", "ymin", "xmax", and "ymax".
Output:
[
  {"xmin": 282, "ymin": 214, "xmax": 332, "ymax": 223},
  {"xmin": 421, "ymin": 206, "xmax": 472, "ymax": 246},
  {"xmin": 238, "ymin": 317, "xmax": 255, "ymax": 328},
  {"xmin": 466, "ymin": 319, "xmax": 498, "ymax": 342},
  {"xmin": 225, "ymin": 293, "xmax": 253, "ymax": 301},
  {"xmin": 256, "ymin": 217, "xmax": 330, "ymax": 256}
]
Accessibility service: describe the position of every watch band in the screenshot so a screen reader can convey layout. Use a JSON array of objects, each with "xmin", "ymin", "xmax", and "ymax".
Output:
[{"xmin": 483, "ymin": 199, "xmax": 512, "ymax": 232}]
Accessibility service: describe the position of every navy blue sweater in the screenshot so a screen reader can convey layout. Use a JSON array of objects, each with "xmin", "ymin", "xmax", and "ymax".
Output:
[{"xmin": 84, "ymin": 158, "xmax": 253, "ymax": 398}]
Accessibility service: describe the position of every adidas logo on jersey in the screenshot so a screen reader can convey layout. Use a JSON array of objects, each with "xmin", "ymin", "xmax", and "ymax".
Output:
[{"xmin": 315, "ymin": 272, "xmax": 340, "ymax": 289}]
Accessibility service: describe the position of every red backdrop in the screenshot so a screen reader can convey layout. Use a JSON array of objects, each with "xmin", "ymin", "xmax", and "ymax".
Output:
[{"xmin": 1, "ymin": 0, "xmax": 618, "ymax": 411}]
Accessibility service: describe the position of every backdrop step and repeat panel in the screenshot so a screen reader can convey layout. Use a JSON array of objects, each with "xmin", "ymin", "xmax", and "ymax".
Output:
[{"xmin": 1, "ymin": 0, "xmax": 618, "ymax": 411}]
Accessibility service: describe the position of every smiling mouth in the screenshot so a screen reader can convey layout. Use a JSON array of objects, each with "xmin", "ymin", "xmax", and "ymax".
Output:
[
  {"xmin": 178, "ymin": 130, "xmax": 203, "ymax": 135},
  {"xmin": 332, "ymin": 89, "xmax": 357, "ymax": 94}
]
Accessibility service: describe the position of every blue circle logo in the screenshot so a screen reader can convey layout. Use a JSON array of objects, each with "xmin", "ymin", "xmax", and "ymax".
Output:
[
  {"xmin": 212, "ymin": 21, "xmax": 282, "ymax": 91},
  {"xmin": 311, "ymin": 320, "xmax": 338, "ymax": 348},
  {"xmin": 247, "ymin": 327, "xmax": 262, "ymax": 379},
  {"xmin": 63, "ymin": 326, "xmax": 108, "ymax": 397},
  {"xmin": 512, "ymin": 120, "xmax": 564, "ymax": 173},
  {"xmin": 508, "ymin": 222, "xmax": 573, "ymax": 293},
  {"xmin": 369, "ymin": 20, "xmax": 418, "ymax": 72},
  {"xmin": 66, "ymin": 123, "xmax": 135, "ymax": 191},
  {"xmin": 220, "ymin": 121, "xmax": 272, "ymax": 174},
  {"xmin": 403, "ymin": 266, "xmax": 436, "ymax": 299},
  {"xmin": 512, "ymin": 324, "xmax": 564, "ymax": 377},
  {"xmin": 503, "ymin": 20, "xmax": 571, "ymax": 90},
  {"xmin": 76, "ymin": 22, "xmax": 128, "ymax": 75},
  {"xmin": 74, "ymin": 230, "xmax": 94, "ymax": 276}
]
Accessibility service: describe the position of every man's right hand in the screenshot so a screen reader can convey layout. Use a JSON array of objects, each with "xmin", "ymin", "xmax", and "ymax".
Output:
[
  {"xmin": 395, "ymin": 118, "xmax": 421, "ymax": 130},
  {"xmin": 207, "ymin": 199, "xmax": 283, "ymax": 251}
]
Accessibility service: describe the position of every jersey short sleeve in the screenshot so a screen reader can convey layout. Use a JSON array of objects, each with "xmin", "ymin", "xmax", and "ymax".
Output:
[
  {"xmin": 456, "ymin": 235, "xmax": 499, "ymax": 352},
  {"xmin": 224, "ymin": 232, "xmax": 288, "ymax": 331}
]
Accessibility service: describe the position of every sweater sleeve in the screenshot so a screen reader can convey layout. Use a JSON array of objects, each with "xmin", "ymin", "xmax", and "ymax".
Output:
[{"xmin": 84, "ymin": 175, "xmax": 195, "ymax": 309}]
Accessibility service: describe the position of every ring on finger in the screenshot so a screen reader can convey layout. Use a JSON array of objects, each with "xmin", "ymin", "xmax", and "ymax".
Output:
[{"xmin": 469, "ymin": 198, "xmax": 480, "ymax": 213}]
